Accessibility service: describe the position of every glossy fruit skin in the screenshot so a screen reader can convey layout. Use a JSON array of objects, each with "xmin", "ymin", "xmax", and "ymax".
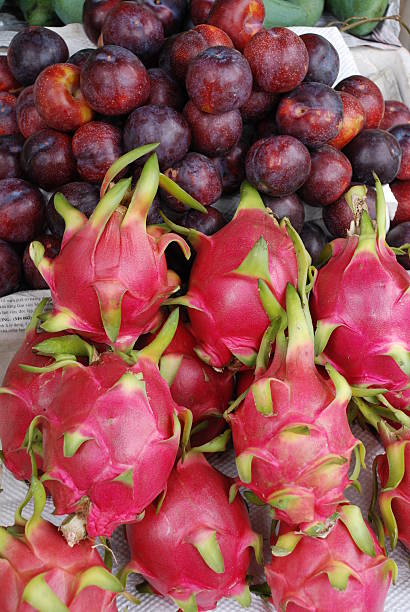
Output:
[
  {"xmin": 208, "ymin": 0, "xmax": 265, "ymax": 52},
  {"xmin": 23, "ymin": 233, "xmax": 60, "ymax": 289},
  {"xmin": 323, "ymin": 185, "xmax": 376, "ymax": 238},
  {"xmin": 328, "ymin": 91, "xmax": 366, "ymax": 150},
  {"xmin": 391, "ymin": 180, "xmax": 410, "ymax": 226},
  {"xmin": 182, "ymin": 206, "xmax": 225, "ymax": 234},
  {"xmin": 390, "ymin": 124, "xmax": 410, "ymax": 181},
  {"xmin": 148, "ymin": 68, "xmax": 186, "ymax": 111},
  {"xmin": 344, "ymin": 129, "xmax": 402, "ymax": 186},
  {"xmin": 21, "ymin": 129, "xmax": 77, "ymax": 191},
  {"xmin": 246, "ymin": 135, "xmax": 311, "ymax": 197},
  {"xmin": 336, "ymin": 75, "xmax": 384, "ymax": 129},
  {"xmin": 299, "ymin": 146, "xmax": 352, "ymax": 207},
  {"xmin": 213, "ymin": 138, "xmax": 248, "ymax": 194},
  {"xmin": 15, "ymin": 85, "xmax": 47, "ymax": 138},
  {"xmin": 184, "ymin": 100, "xmax": 242, "ymax": 157},
  {"xmin": 300, "ymin": 222, "xmax": 328, "ymax": 266},
  {"xmin": 162, "ymin": 152, "xmax": 222, "ymax": 211},
  {"xmin": 277, "ymin": 82, "xmax": 343, "ymax": 147},
  {"xmin": 124, "ymin": 105, "xmax": 191, "ymax": 169},
  {"xmin": 240, "ymin": 89, "xmax": 278, "ymax": 123},
  {"xmin": 380, "ymin": 100, "xmax": 410, "ymax": 130},
  {"xmin": 46, "ymin": 181, "xmax": 99, "ymax": 238},
  {"xmin": 102, "ymin": 2, "xmax": 164, "ymax": 62},
  {"xmin": 82, "ymin": 0, "xmax": 122, "ymax": 44},
  {"xmin": 0, "ymin": 92, "xmax": 18, "ymax": 136},
  {"xmin": 387, "ymin": 222, "xmax": 410, "ymax": 269},
  {"xmin": 262, "ymin": 193, "xmax": 305, "ymax": 233},
  {"xmin": 144, "ymin": 0, "xmax": 188, "ymax": 36},
  {"xmin": 301, "ymin": 33, "xmax": 340, "ymax": 86},
  {"xmin": 81, "ymin": 46, "xmax": 150, "ymax": 116},
  {"xmin": 7, "ymin": 27, "xmax": 69, "ymax": 86},
  {"xmin": 0, "ymin": 178, "xmax": 45, "ymax": 243},
  {"xmin": 186, "ymin": 46, "xmax": 252, "ymax": 114},
  {"xmin": 34, "ymin": 63, "xmax": 93, "ymax": 132},
  {"xmin": 0, "ymin": 56, "xmax": 20, "ymax": 92},
  {"xmin": 72, "ymin": 121, "xmax": 122, "ymax": 183},
  {"xmin": 0, "ymin": 134, "xmax": 24, "ymax": 179},
  {"xmin": 244, "ymin": 27, "xmax": 308, "ymax": 93},
  {"xmin": 191, "ymin": 0, "xmax": 215, "ymax": 24},
  {"xmin": 69, "ymin": 48, "xmax": 95, "ymax": 68},
  {"xmin": 0, "ymin": 240, "xmax": 21, "ymax": 297}
]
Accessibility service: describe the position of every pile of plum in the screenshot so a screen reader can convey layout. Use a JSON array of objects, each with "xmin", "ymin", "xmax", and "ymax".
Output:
[{"xmin": 0, "ymin": 0, "xmax": 409, "ymax": 299}]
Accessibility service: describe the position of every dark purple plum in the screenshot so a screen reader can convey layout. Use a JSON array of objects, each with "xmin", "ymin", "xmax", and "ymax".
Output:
[
  {"xmin": 144, "ymin": 0, "xmax": 188, "ymax": 36},
  {"xmin": 23, "ymin": 233, "xmax": 60, "ymax": 289},
  {"xmin": 83, "ymin": 0, "xmax": 122, "ymax": 44},
  {"xmin": 81, "ymin": 46, "xmax": 150, "ymax": 116},
  {"xmin": 46, "ymin": 182, "xmax": 100, "ymax": 238},
  {"xmin": 21, "ymin": 129, "xmax": 77, "ymax": 191},
  {"xmin": 124, "ymin": 104, "xmax": 191, "ymax": 169},
  {"xmin": 300, "ymin": 33, "xmax": 340, "ymax": 87},
  {"xmin": 0, "ymin": 93, "xmax": 18, "ymax": 136},
  {"xmin": 262, "ymin": 193, "xmax": 305, "ymax": 233},
  {"xmin": 161, "ymin": 152, "xmax": 222, "ymax": 211},
  {"xmin": 391, "ymin": 180, "xmax": 410, "ymax": 226},
  {"xmin": 191, "ymin": 0, "xmax": 215, "ymax": 24},
  {"xmin": 69, "ymin": 48, "xmax": 95, "ymax": 68},
  {"xmin": 0, "ymin": 134, "xmax": 24, "ymax": 180},
  {"xmin": 245, "ymin": 135, "xmax": 311, "ymax": 197},
  {"xmin": 300, "ymin": 222, "xmax": 328, "ymax": 266},
  {"xmin": 186, "ymin": 46, "xmax": 252, "ymax": 114},
  {"xmin": 7, "ymin": 27, "xmax": 68, "ymax": 86},
  {"xmin": 387, "ymin": 222, "xmax": 410, "ymax": 269},
  {"xmin": 276, "ymin": 82, "xmax": 344, "ymax": 148},
  {"xmin": 257, "ymin": 117, "xmax": 278, "ymax": 139},
  {"xmin": 16, "ymin": 86, "xmax": 47, "ymax": 138},
  {"xmin": 0, "ymin": 178, "xmax": 45, "ymax": 243},
  {"xmin": 213, "ymin": 138, "xmax": 248, "ymax": 194},
  {"xmin": 181, "ymin": 206, "xmax": 225, "ymax": 234},
  {"xmin": 240, "ymin": 89, "xmax": 278, "ymax": 122},
  {"xmin": 102, "ymin": 2, "xmax": 164, "ymax": 62},
  {"xmin": 158, "ymin": 35, "xmax": 178, "ymax": 75},
  {"xmin": 0, "ymin": 240, "xmax": 21, "ymax": 297},
  {"xmin": 299, "ymin": 146, "xmax": 352, "ymax": 207},
  {"xmin": 148, "ymin": 68, "xmax": 186, "ymax": 111},
  {"xmin": 170, "ymin": 26, "xmax": 232, "ymax": 81},
  {"xmin": 344, "ymin": 129, "xmax": 402, "ymax": 186},
  {"xmin": 184, "ymin": 100, "xmax": 242, "ymax": 157},
  {"xmin": 72, "ymin": 121, "xmax": 123, "ymax": 183},
  {"xmin": 323, "ymin": 185, "xmax": 376, "ymax": 238},
  {"xmin": 389, "ymin": 124, "xmax": 410, "ymax": 181}
]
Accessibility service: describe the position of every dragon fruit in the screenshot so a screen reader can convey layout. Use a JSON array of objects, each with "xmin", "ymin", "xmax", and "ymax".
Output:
[
  {"xmin": 0, "ymin": 474, "xmax": 123, "ymax": 611},
  {"xmin": 311, "ymin": 179, "xmax": 410, "ymax": 396},
  {"xmin": 122, "ymin": 451, "xmax": 262, "ymax": 612},
  {"xmin": 167, "ymin": 181, "xmax": 300, "ymax": 369},
  {"xmin": 228, "ymin": 284, "xmax": 361, "ymax": 534},
  {"xmin": 29, "ymin": 146, "xmax": 191, "ymax": 350},
  {"xmin": 28, "ymin": 310, "xmax": 185, "ymax": 542},
  {"xmin": 266, "ymin": 505, "xmax": 397, "ymax": 612}
]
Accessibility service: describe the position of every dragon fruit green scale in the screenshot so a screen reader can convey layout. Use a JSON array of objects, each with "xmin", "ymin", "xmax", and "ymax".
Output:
[{"xmin": 30, "ymin": 146, "xmax": 190, "ymax": 350}]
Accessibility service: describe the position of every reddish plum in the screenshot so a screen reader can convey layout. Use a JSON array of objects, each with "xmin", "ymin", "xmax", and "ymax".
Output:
[
  {"xmin": 21, "ymin": 129, "xmax": 77, "ymax": 191},
  {"xmin": 0, "ymin": 93, "xmax": 18, "ymax": 136},
  {"xmin": 181, "ymin": 206, "xmax": 225, "ymax": 234},
  {"xmin": 244, "ymin": 27, "xmax": 308, "ymax": 93},
  {"xmin": 0, "ymin": 134, "xmax": 24, "ymax": 180},
  {"xmin": 344, "ymin": 129, "xmax": 402, "ymax": 186},
  {"xmin": 262, "ymin": 193, "xmax": 305, "ymax": 233},
  {"xmin": 240, "ymin": 89, "xmax": 278, "ymax": 122},
  {"xmin": 0, "ymin": 56, "xmax": 20, "ymax": 92},
  {"xmin": 336, "ymin": 75, "xmax": 384, "ymax": 129},
  {"xmin": 81, "ymin": 46, "xmax": 150, "ymax": 115},
  {"xmin": 191, "ymin": 0, "xmax": 215, "ymax": 24},
  {"xmin": 162, "ymin": 152, "xmax": 222, "ymax": 211},
  {"xmin": 186, "ymin": 46, "xmax": 252, "ymax": 114},
  {"xmin": 0, "ymin": 178, "xmax": 45, "ymax": 242},
  {"xmin": 23, "ymin": 234, "xmax": 60, "ymax": 289},
  {"xmin": 7, "ymin": 27, "xmax": 68, "ymax": 86},
  {"xmin": 0, "ymin": 240, "xmax": 21, "ymax": 297},
  {"xmin": 16, "ymin": 86, "xmax": 47, "ymax": 138},
  {"xmin": 69, "ymin": 49, "xmax": 95, "ymax": 68},
  {"xmin": 124, "ymin": 104, "xmax": 191, "ymax": 169},
  {"xmin": 328, "ymin": 92, "xmax": 365, "ymax": 150},
  {"xmin": 245, "ymin": 135, "xmax": 311, "ymax": 197},
  {"xmin": 276, "ymin": 82, "xmax": 344, "ymax": 148},
  {"xmin": 46, "ymin": 182, "xmax": 99, "ymax": 237},
  {"xmin": 83, "ymin": 0, "xmax": 122, "ymax": 44},
  {"xmin": 391, "ymin": 180, "xmax": 410, "ymax": 226},
  {"xmin": 72, "ymin": 121, "xmax": 122, "ymax": 183},
  {"xmin": 213, "ymin": 137, "xmax": 248, "ymax": 194},
  {"xmin": 300, "ymin": 222, "xmax": 328, "ymax": 266},
  {"xmin": 194, "ymin": 23, "xmax": 234, "ymax": 46},
  {"xmin": 184, "ymin": 100, "xmax": 242, "ymax": 157},
  {"xmin": 144, "ymin": 0, "xmax": 188, "ymax": 36},
  {"xmin": 208, "ymin": 0, "xmax": 265, "ymax": 51},
  {"xmin": 299, "ymin": 146, "xmax": 352, "ymax": 207},
  {"xmin": 323, "ymin": 185, "xmax": 376, "ymax": 238},
  {"xmin": 387, "ymin": 222, "xmax": 410, "ymax": 269},
  {"xmin": 300, "ymin": 33, "xmax": 340, "ymax": 87},
  {"xmin": 148, "ymin": 68, "xmax": 186, "ymax": 111},
  {"xmin": 102, "ymin": 2, "xmax": 164, "ymax": 61},
  {"xmin": 389, "ymin": 124, "xmax": 410, "ymax": 181},
  {"xmin": 380, "ymin": 100, "xmax": 410, "ymax": 130}
]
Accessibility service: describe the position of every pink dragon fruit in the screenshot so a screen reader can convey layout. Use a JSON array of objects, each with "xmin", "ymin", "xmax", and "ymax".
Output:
[
  {"xmin": 30, "ymin": 146, "xmax": 191, "ymax": 350},
  {"xmin": 29, "ymin": 310, "xmax": 185, "ymax": 542},
  {"xmin": 122, "ymin": 451, "xmax": 262, "ymax": 612},
  {"xmin": 0, "ymin": 475, "xmax": 123, "ymax": 611},
  {"xmin": 266, "ymin": 505, "xmax": 397, "ymax": 612},
  {"xmin": 311, "ymin": 179, "xmax": 410, "ymax": 396},
  {"xmin": 228, "ymin": 284, "xmax": 361, "ymax": 534},
  {"xmin": 167, "ymin": 181, "xmax": 300, "ymax": 369}
]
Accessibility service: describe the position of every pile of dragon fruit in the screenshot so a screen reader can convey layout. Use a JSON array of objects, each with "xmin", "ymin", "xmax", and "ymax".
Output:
[{"xmin": 0, "ymin": 139, "xmax": 408, "ymax": 611}]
